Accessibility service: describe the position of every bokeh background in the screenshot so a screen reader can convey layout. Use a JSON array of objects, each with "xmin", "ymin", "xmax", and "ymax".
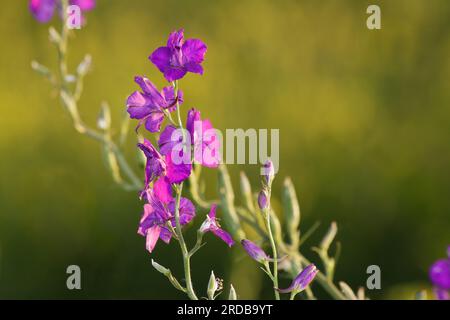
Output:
[{"xmin": 0, "ymin": 0, "xmax": 449, "ymax": 299}]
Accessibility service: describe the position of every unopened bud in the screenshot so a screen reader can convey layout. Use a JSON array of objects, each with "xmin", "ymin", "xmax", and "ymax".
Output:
[{"xmin": 207, "ymin": 271, "xmax": 218, "ymax": 300}]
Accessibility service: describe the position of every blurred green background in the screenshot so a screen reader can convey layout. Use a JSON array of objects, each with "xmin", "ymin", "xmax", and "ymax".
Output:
[{"xmin": 0, "ymin": 0, "xmax": 449, "ymax": 299}]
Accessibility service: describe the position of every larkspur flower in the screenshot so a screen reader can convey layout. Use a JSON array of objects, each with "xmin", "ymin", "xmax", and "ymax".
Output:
[
  {"xmin": 127, "ymin": 76, "xmax": 183, "ymax": 133},
  {"xmin": 138, "ymin": 190, "xmax": 195, "ymax": 253},
  {"xmin": 158, "ymin": 108, "xmax": 220, "ymax": 168},
  {"xmin": 429, "ymin": 246, "xmax": 450, "ymax": 300},
  {"xmin": 199, "ymin": 205, "xmax": 234, "ymax": 247},
  {"xmin": 241, "ymin": 239, "xmax": 271, "ymax": 263},
  {"xmin": 138, "ymin": 139, "xmax": 191, "ymax": 192},
  {"xmin": 186, "ymin": 108, "xmax": 220, "ymax": 168},
  {"xmin": 276, "ymin": 264, "xmax": 319, "ymax": 294},
  {"xmin": 29, "ymin": 0, "xmax": 95, "ymax": 23},
  {"xmin": 150, "ymin": 29, "xmax": 207, "ymax": 82}
]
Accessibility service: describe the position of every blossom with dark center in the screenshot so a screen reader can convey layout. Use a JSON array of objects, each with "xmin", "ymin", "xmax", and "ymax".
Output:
[
  {"xmin": 138, "ymin": 190, "xmax": 195, "ymax": 253},
  {"xmin": 276, "ymin": 264, "xmax": 318, "ymax": 294},
  {"xmin": 200, "ymin": 205, "xmax": 234, "ymax": 247},
  {"xmin": 127, "ymin": 76, "xmax": 183, "ymax": 133},
  {"xmin": 149, "ymin": 29, "xmax": 207, "ymax": 82},
  {"xmin": 29, "ymin": 0, "xmax": 95, "ymax": 23}
]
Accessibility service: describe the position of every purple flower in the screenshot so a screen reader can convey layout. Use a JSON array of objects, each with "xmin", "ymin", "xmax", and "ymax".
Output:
[
  {"xmin": 241, "ymin": 239, "xmax": 271, "ymax": 263},
  {"xmin": 429, "ymin": 246, "xmax": 450, "ymax": 300},
  {"xmin": 430, "ymin": 259, "xmax": 450, "ymax": 290},
  {"xmin": 149, "ymin": 29, "xmax": 207, "ymax": 82},
  {"xmin": 127, "ymin": 76, "xmax": 183, "ymax": 133},
  {"xmin": 200, "ymin": 205, "xmax": 235, "ymax": 247},
  {"xmin": 158, "ymin": 108, "xmax": 221, "ymax": 168},
  {"xmin": 138, "ymin": 190, "xmax": 195, "ymax": 253},
  {"xmin": 29, "ymin": 0, "xmax": 95, "ymax": 23},
  {"xmin": 186, "ymin": 108, "xmax": 220, "ymax": 168},
  {"xmin": 138, "ymin": 139, "xmax": 165, "ymax": 190},
  {"xmin": 138, "ymin": 139, "xmax": 191, "ymax": 191},
  {"xmin": 276, "ymin": 264, "xmax": 319, "ymax": 294}
]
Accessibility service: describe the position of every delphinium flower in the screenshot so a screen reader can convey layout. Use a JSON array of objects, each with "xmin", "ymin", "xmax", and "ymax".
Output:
[
  {"xmin": 138, "ymin": 139, "xmax": 191, "ymax": 193},
  {"xmin": 29, "ymin": 0, "xmax": 95, "ymax": 23},
  {"xmin": 429, "ymin": 246, "xmax": 450, "ymax": 300},
  {"xmin": 127, "ymin": 76, "xmax": 183, "ymax": 133},
  {"xmin": 199, "ymin": 205, "xmax": 235, "ymax": 247},
  {"xmin": 137, "ymin": 190, "xmax": 195, "ymax": 253},
  {"xmin": 159, "ymin": 108, "xmax": 220, "ymax": 168},
  {"xmin": 276, "ymin": 264, "xmax": 319, "ymax": 299},
  {"xmin": 150, "ymin": 29, "xmax": 207, "ymax": 82}
]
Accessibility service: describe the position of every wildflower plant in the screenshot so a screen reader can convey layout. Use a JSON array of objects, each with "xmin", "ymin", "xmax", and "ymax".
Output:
[{"xmin": 29, "ymin": 1, "xmax": 374, "ymax": 300}]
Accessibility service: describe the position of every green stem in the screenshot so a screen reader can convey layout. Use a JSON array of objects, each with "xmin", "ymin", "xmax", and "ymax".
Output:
[
  {"xmin": 265, "ymin": 189, "xmax": 280, "ymax": 300},
  {"xmin": 174, "ymin": 183, "xmax": 198, "ymax": 300},
  {"xmin": 55, "ymin": 1, "xmax": 141, "ymax": 191},
  {"xmin": 172, "ymin": 80, "xmax": 198, "ymax": 300}
]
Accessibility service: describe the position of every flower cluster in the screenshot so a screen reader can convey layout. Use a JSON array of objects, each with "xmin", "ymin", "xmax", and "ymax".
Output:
[
  {"xmin": 127, "ymin": 29, "xmax": 228, "ymax": 253},
  {"xmin": 429, "ymin": 246, "xmax": 450, "ymax": 300},
  {"xmin": 29, "ymin": 0, "xmax": 95, "ymax": 23}
]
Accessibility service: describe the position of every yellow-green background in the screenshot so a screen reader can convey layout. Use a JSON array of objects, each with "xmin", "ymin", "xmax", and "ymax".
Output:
[{"xmin": 0, "ymin": 0, "xmax": 449, "ymax": 299}]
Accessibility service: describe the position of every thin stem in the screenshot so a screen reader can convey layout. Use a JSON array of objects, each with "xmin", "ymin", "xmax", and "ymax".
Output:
[
  {"xmin": 265, "ymin": 189, "xmax": 280, "ymax": 300},
  {"xmin": 54, "ymin": 1, "xmax": 141, "ymax": 190},
  {"xmin": 173, "ymin": 183, "xmax": 198, "ymax": 300},
  {"xmin": 171, "ymin": 80, "xmax": 198, "ymax": 300}
]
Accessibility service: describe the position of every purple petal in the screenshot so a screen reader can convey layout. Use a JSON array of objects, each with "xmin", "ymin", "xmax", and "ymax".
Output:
[
  {"xmin": 168, "ymin": 197, "xmax": 196, "ymax": 226},
  {"xmin": 70, "ymin": 0, "xmax": 95, "ymax": 11},
  {"xmin": 137, "ymin": 203, "xmax": 154, "ymax": 236},
  {"xmin": 184, "ymin": 63, "xmax": 204, "ymax": 75},
  {"xmin": 134, "ymin": 76, "xmax": 165, "ymax": 106},
  {"xmin": 167, "ymin": 29, "xmax": 184, "ymax": 49},
  {"xmin": 159, "ymin": 227, "xmax": 172, "ymax": 244},
  {"xmin": 277, "ymin": 264, "xmax": 318, "ymax": 293},
  {"xmin": 29, "ymin": 0, "xmax": 56, "ymax": 23},
  {"xmin": 153, "ymin": 176, "xmax": 173, "ymax": 204},
  {"xmin": 241, "ymin": 239, "xmax": 269, "ymax": 263},
  {"xmin": 163, "ymin": 67, "xmax": 187, "ymax": 82},
  {"xmin": 212, "ymin": 228, "xmax": 235, "ymax": 247},
  {"xmin": 182, "ymin": 39, "xmax": 207, "ymax": 65},
  {"xmin": 138, "ymin": 139, "xmax": 165, "ymax": 186},
  {"xmin": 145, "ymin": 225, "xmax": 161, "ymax": 253},
  {"xmin": 126, "ymin": 91, "xmax": 152, "ymax": 119},
  {"xmin": 158, "ymin": 125, "xmax": 180, "ymax": 156},
  {"xmin": 430, "ymin": 259, "xmax": 450, "ymax": 290},
  {"xmin": 144, "ymin": 111, "xmax": 165, "ymax": 133},
  {"xmin": 186, "ymin": 108, "xmax": 201, "ymax": 140},
  {"xmin": 149, "ymin": 47, "xmax": 172, "ymax": 74},
  {"xmin": 165, "ymin": 153, "xmax": 191, "ymax": 184}
]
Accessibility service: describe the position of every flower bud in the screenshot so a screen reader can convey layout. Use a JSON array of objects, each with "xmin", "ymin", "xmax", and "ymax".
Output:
[
  {"xmin": 151, "ymin": 259, "xmax": 170, "ymax": 276},
  {"xmin": 261, "ymin": 159, "xmax": 275, "ymax": 185},
  {"xmin": 241, "ymin": 239, "xmax": 270, "ymax": 264},
  {"xmin": 228, "ymin": 285, "xmax": 237, "ymax": 300},
  {"xmin": 258, "ymin": 190, "xmax": 268, "ymax": 210},
  {"xmin": 276, "ymin": 264, "xmax": 318, "ymax": 294},
  {"xmin": 97, "ymin": 102, "xmax": 111, "ymax": 131},
  {"xmin": 207, "ymin": 271, "xmax": 218, "ymax": 300}
]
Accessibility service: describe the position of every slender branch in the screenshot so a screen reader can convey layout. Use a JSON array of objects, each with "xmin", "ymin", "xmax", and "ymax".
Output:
[
  {"xmin": 51, "ymin": 0, "xmax": 141, "ymax": 191},
  {"xmin": 265, "ymin": 188, "xmax": 280, "ymax": 300},
  {"xmin": 172, "ymin": 81, "xmax": 198, "ymax": 300}
]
